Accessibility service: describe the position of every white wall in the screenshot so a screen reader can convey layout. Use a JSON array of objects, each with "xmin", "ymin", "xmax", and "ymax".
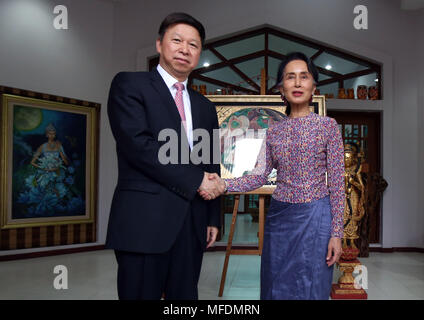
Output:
[
  {"xmin": 417, "ymin": 10, "xmax": 424, "ymax": 248},
  {"xmin": 1, "ymin": 0, "xmax": 423, "ymax": 254},
  {"xmin": 0, "ymin": 0, "xmax": 115, "ymax": 255}
]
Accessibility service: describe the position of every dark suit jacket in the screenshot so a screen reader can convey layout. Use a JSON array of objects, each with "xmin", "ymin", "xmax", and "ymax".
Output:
[{"xmin": 105, "ymin": 70, "xmax": 221, "ymax": 254}]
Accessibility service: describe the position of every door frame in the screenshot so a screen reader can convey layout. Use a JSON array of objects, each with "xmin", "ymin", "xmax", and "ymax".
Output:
[{"xmin": 327, "ymin": 109, "xmax": 383, "ymax": 244}]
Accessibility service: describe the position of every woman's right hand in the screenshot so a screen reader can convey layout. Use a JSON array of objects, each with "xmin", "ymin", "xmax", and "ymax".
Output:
[
  {"xmin": 198, "ymin": 173, "xmax": 226, "ymax": 200},
  {"xmin": 208, "ymin": 173, "xmax": 227, "ymax": 194}
]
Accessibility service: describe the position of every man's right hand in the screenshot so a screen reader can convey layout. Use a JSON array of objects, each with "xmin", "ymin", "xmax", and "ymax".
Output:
[{"xmin": 198, "ymin": 172, "xmax": 226, "ymax": 200}]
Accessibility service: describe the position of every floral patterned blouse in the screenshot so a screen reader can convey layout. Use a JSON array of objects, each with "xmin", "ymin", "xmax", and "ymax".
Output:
[{"xmin": 225, "ymin": 112, "xmax": 345, "ymax": 238}]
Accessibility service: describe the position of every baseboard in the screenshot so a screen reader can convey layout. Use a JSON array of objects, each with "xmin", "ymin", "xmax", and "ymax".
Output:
[
  {"xmin": 208, "ymin": 245, "xmax": 424, "ymax": 253},
  {"xmin": 207, "ymin": 244, "xmax": 259, "ymax": 252},
  {"xmin": 369, "ymin": 247, "xmax": 424, "ymax": 253},
  {"xmin": 0, "ymin": 245, "xmax": 105, "ymax": 261},
  {"xmin": 1, "ymin": 244, "xmax": 422, "ymax": 261}
]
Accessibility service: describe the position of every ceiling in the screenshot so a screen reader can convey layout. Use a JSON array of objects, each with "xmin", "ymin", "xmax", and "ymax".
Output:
[{"xmin": 101, "ymin": 0, "xmax": 424, "ymax": 10}]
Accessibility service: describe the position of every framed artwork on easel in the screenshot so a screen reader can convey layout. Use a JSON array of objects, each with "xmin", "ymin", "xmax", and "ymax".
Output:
[{"xmin": 207, "ymin": 94, "xmax": 326, "ymax": 192}]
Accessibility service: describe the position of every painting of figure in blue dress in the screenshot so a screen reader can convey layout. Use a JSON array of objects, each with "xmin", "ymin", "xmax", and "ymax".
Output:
[{"xmin": 12, "ymin": 105, "xmax": 86, "ymax": 219}]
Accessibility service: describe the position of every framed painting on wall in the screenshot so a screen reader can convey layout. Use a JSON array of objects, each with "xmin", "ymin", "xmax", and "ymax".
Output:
[{"xmin": 0, "ymin": 91, "xmax": 99, "ymax": 230}]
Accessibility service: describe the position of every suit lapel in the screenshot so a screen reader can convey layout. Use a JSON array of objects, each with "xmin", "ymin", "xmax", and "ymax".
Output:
[
  {"xmin": 150, "ymin": 70, "xmax": 191, "ymax": 146},
  {"xmin": 149, "ymin": 69, "xmax": 182, "ymax": 128},
  {"xmin": 150, "ymin": 69, "xmax": 204, "ymax": 132}
]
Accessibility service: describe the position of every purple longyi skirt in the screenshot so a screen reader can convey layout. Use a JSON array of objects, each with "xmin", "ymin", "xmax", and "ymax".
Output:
[{"xmin": 260, "ymin": 196, "xmax": 334, "ymax": 300}]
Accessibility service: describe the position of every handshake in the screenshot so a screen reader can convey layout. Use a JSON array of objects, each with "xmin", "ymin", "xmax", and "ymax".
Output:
[{"xmin": 198, "ymin": 172, "xmax": 227, "ymax": 200}]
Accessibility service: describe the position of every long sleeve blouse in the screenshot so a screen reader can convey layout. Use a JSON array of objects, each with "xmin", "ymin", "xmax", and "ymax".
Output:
[{"xmin": 225, "ymin": 112, "xmax": 345, "ymax": 238}]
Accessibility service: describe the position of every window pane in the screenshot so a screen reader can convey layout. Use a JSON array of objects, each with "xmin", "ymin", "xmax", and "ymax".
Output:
[
  {"xmin": 268, "ymin": 34, "xmax": 318, "ymax": 57},
  {"xmin": 196, "ymin": 49, "xmax": 223, "ymax": 68},
  {"xmin": 235, "ymin": 57, "xmax": 264, "ymax": 89},
  {"xmin": 353, "ymin": 124, "xmax": 359, "ymax": 137},
  {"xmin": 268, "ymin": 57, "xmax": 282, "ymax": 90},
  {"xmin": 345, "ymin": 124, "xmax": 352, "ymax": 138},
  {"xmin": 215, "ymin": 34, "xmax": 264, "ymax": 60},
  {"xmin": 314, "ymin": 52, "xmax": 369, "ymax": 75},
  {"xmin": 361, "ymin": 125, "xmax": 368, "ymax": 138}
]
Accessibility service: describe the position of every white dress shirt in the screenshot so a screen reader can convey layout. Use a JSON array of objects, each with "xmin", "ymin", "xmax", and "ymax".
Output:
[{"xmin": 156, "ymin": 64, "xmax": 193, "ymax": 149}]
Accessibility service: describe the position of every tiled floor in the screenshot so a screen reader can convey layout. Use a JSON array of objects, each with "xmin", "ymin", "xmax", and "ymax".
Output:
[
  {"xmin": 0, "ymin": 249, "xmax": 423, "ymax": 300},
  {"xmin": 219, "ymin": 213, "xmax": 259, "ymax": 245}
]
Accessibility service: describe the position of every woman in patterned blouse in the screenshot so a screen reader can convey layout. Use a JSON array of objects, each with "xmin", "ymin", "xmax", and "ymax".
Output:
[{"xmin": 199, "ymin": 52, "xmax": 345, "ymax": 300}]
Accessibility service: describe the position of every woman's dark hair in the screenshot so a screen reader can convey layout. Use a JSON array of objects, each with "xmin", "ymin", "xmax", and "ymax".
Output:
[
  {"xmin": 276, "ymin": 52, "xmax": 319, "ymax": 116},
  {"xmin": 158, "ymin": 12, "xmax": 206, "ymax": 46}
]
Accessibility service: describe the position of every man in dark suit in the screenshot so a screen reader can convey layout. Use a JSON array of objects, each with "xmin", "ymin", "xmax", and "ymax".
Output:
[{"xmin": 106, "ymin": 12, "xmax": 224, "ymax": 300}]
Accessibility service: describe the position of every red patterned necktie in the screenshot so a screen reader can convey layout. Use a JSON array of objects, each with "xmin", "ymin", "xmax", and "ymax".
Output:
[{"xmin": 173, "ymin": 82, "xmax": 187, "ymax": 133}]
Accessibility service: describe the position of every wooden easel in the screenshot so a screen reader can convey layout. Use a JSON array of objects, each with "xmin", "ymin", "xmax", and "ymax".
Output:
[
  {"xmin": 218, "ymin": 187, "xmax": 274, "ymax": 297},
  {"xmin": 218, "ymin": 69, "xmax": 272, "ymax": 297}
]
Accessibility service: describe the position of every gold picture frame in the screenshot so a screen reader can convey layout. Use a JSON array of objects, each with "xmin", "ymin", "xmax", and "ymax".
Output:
[
  {"xmin": 0, "ymin": 89, "xmax": 99, "ymax": 230},
  {"xmin": 207, "ymin": 95, "xmax": 326, "ymax": 190}
]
